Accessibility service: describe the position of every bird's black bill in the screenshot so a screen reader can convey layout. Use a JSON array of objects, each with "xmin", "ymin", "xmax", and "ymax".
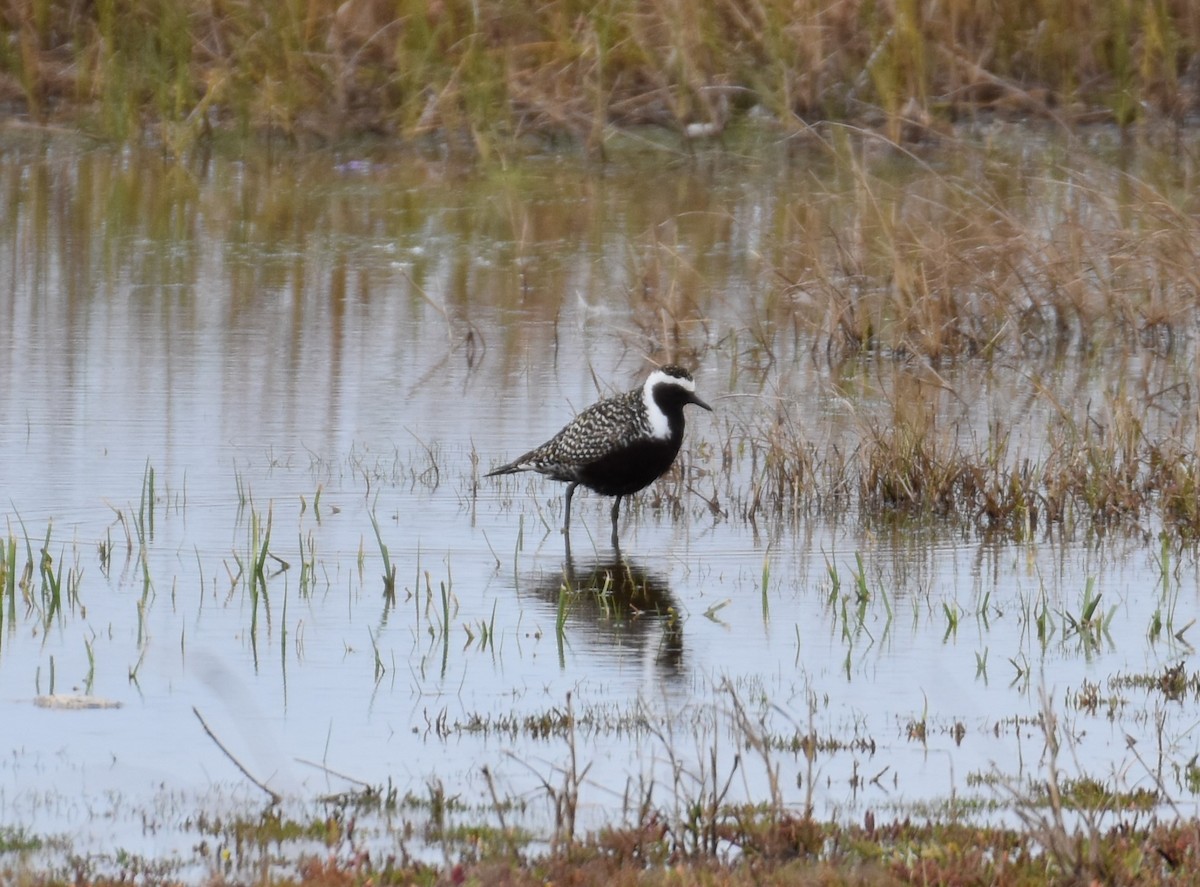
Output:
[{"xmin": 688, "ymin": 393, "xmax": 713, "ymax": 411}]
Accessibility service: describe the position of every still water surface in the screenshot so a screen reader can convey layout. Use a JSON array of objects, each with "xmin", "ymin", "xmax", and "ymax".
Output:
[{"xmin": 2, "ymin": 130, "xmax": 1199, "ymax": 875}]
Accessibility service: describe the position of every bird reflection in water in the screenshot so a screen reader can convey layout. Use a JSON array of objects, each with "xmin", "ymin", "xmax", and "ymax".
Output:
[{"xmin": 524, "ymin": 548, "xmax": 685, "ymax": 677}]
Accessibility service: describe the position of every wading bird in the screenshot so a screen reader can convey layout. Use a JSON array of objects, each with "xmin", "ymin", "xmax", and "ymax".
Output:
[{"xmin": 485, "ymin": 365, "xmax": 712, "ymax": 546}]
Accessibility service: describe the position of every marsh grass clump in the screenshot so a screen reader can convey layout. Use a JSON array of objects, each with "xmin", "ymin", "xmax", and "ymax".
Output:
[
  {"xmin": 1032, "ymin": 776, "xmax": 1158, "ymax": 812},
  {"xmin": 735, "ymin": 411, "xmax": 824, "ymax": 521},
  {"xmin": 1042, "ymin": 406, "xmax": 1149, "ymax": 527},
  {"xmin": 1112, "ymin": 662, "xmax": 1200, "ymax": 703},
  {"xmin": 1145, "ymin": 438, "xmax": 1200, "ymax": 539},
  {"xmin": 859, "ymin": 394, "xmax": 970, "ymax": 516}
]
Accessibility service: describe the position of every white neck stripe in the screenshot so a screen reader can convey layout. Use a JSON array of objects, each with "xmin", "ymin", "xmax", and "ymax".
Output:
[{"xmin": 642, "ymin": 370, "xmax": 692, "ymax": 440}]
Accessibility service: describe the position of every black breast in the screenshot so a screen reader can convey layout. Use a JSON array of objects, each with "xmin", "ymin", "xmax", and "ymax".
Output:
[{"xmin": 575, "ymin": 434, "xmax": 684, "ymax": 496}]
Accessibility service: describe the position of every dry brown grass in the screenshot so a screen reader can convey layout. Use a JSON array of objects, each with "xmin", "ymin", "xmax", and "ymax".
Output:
[
  {"xmin": 655, "ymin": 121, "xmax": 1200, "ymax": 540},
  {"xmin": 771, "ymin": 128, "xmax": 1200, "ymax": 364},
  {"xmin": 2, "ymin": 0, "xmax": 1200, "ymax": 146},
  {"xmin": 729, "ymin": 374, "xmax": 1200, "ymax": 539}
]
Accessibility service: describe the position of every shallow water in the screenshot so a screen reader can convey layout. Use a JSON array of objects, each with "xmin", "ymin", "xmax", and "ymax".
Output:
[{"xmin": 2, "ymin": 128, "xmax": 1200, "ymax": 877}]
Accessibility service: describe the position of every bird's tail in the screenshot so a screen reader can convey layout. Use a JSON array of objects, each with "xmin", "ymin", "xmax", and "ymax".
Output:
[{"xmin": 483, "ymin": 459, "xmax": 526, "ymax": 478}]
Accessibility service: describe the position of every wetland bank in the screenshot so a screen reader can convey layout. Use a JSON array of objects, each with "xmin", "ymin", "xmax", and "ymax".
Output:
[{"xmin": 3, "ymin": 123, "xmax": 1200, "ymax": 885}]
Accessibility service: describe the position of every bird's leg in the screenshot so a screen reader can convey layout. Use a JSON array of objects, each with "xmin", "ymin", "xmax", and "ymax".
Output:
[
  {"xmin": 610, "ymin": 496, "xmax": 621, "ymax": 548},
  {"xmin": 563, "ymin": 482, "xmax": 578, "ymax": 536}
]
